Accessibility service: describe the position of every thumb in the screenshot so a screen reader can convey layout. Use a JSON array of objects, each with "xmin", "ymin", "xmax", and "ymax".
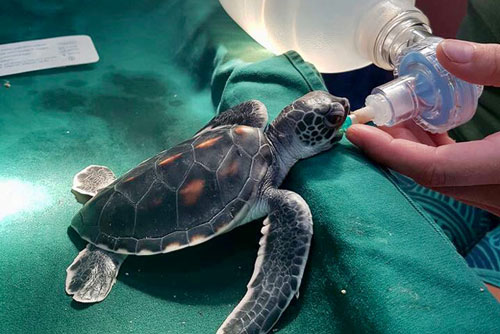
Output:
[{"xmin": 436, "ymin": 39, "xmax": 500, "ymax": 87}]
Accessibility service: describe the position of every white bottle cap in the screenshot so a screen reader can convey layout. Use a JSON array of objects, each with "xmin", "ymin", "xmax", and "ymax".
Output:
[{"xmin": 350, "ymin": 106, "xmax": 375, "ymax": 125}]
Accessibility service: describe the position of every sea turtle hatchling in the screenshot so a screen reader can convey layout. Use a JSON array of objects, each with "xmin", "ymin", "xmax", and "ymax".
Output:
[{"xmin": 66, "ymin": 91, "xmax": 349, "ymax": 334}]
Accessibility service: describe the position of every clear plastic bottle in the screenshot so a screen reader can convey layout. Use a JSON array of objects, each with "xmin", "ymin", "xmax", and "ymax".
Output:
[
  {"xmin": 220, "ymin": 0, "xmax": 483, "ymax": 133},
  {"xmin": 218, "ymin": 0, "xmax": 423, "ymax": 73}
]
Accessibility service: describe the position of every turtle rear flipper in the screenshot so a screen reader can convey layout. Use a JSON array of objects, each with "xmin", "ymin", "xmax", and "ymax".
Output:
[
  {"xmin": 65, "ymin": 244, "xmax": 127, "ymax": 303},
  {"xmin": 71, "ymin": 165, "xmax": 116, "ymax": 203},
  {"xmin": 217, "ymin": 190, "xmax": 313, "ymax": 334}
]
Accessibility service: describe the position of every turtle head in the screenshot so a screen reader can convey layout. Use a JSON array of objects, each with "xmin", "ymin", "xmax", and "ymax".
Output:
[{"xmin": 269, "ymin": 91, "xmax": 349, "ymax": 159}]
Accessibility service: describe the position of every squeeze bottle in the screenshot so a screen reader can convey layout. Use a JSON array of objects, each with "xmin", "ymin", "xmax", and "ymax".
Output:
[{"xmin": 219, "ymin": 0, "xmax": 483, "ymax": 133}]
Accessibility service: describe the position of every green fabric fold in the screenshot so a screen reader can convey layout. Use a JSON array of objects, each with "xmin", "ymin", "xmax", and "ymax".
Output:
[{"xmin": 211, "ymin": 48, "xmax": 500, "ymax": 333}]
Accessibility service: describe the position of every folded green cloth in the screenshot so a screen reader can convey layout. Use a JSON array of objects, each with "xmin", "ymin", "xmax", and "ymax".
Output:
[
  {"xmin": 212, "ymin": 47, "xmax": 500, "ymax": 333},
  {"xmin": 0, "ymin": 1, "xmax": 499, "ymax": 334}
]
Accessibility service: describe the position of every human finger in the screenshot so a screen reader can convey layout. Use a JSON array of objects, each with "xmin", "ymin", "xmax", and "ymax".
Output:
[
  {"xmin": 429, "ymin": 132, "xmax": 456, "ymax": 146},
  {"xmin": 436, "ymin": 40, "xmax": 500, "ymax": 87},
  {"xmin": 380, "ymin": 121, "xmax": 455, "ymax": 146},
  {"xmin": 346, "ymin": 125, "xmax": 500, "ymax": 187},
  {"xmin": 379, "ymin": 121, "xmax": 436, "ymax": 146}
]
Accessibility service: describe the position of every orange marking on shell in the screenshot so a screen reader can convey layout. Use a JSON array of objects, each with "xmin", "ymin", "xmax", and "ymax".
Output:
[
  {"xmin": 164, "ymin": 242, "xmax": 182, "ymax": 251},
  {"xmin": 220, "ymin": 161, "xmax": 239, "ymax": 177},
  {"xmin": 124, "ymin": 176, "xmax": 135, "ymax": 183},
  {"xmin": 189, "ymin": 234, "xmax": 206, "ymax": 244},
  {"xmin": 234, "ymin": 126, "xmax": 253, "ymax": 135},
  {"xmin": 180, "ymin": 179, "xmax": 205, "ymax": 206},
  {"xmin": 195, "ymin": 136, "xmax": 222, "ymax": 149},
  {"xmin": 159, "ymin": 153, "xmax": 182, "ymax": 166}
]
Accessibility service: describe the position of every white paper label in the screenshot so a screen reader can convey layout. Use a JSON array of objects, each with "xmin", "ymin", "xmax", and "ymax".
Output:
[{"xmin": 0, "ymin": 35, "xmax": 99, "ymax": 77}]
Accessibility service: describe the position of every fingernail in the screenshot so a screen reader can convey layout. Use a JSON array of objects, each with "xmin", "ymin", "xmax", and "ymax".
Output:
[{"xmin": 441, "ymin": 40, "xmax": 475, "ymax": 64}]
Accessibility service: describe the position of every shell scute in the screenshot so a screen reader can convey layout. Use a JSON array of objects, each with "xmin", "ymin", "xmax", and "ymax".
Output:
[
  {"xmin": 194, "ymin": 132, "xmax": 233, "ymax": 171},
  {"xmin": 136, "ymin": 238, "xmax": 162, "ymax": 254},
  {"xmin": 258, "ymin": 144, "xmax": 273, "ymax": 163},
  {"xmin": 210, "ymin": 199, "xmax": 249, "ymax": 233},
  {"xmin": 71, "ymin": 212, "xmax": 85, "ymax": 233},
  {"xmin": 156, "ymin": 142, "xmax": 192, "ymax": 165},
  {"xmin": 99, "ymin": 192, "xmax": 136, "ymax": 237},
  {"xmin": 135, "ymin": 181, "xmax": 177, "ymax": 239},
  {"xmin": 217, "ymin": 145, "xmax": 252, "ymax": 205},
  {"xmin": 193, "ymin": 128, "xmax": 227, "ymax": 147},
  {"xmin": 177, "ymin": 163, "xmax": 223, "ymax": 229},
  {"xmin": 156, "ymin": 148, "xmax": 194, "ymax": 190},
  {"xmin": 232, "ymin": 126, "xmax": 261, "ymax": 156},
  {"xmin": 250, "ymin": 149, "xmax": 271, "ymax": 181},
  {"xmin": 114, "ymin": 237, "xmax": 137, "ymax": 253},
  {"xmin": 238, "ymin": 178, "xmax": 259, "ymax": 200},
  {"xmin": 116, "ymin": 164, "xmax": 157, "ymax": 204},
  {"xmin": 95, "ymin": 233, "xmax": 117, "ymax": 250},
  {"xmin": 210, "ymin": 210, "xmax": 233, "ymax": 233},
  {"xmin": 161, "ymin": 231, "xmax": 189, "ymax": 252},
  {"xmin": 80, "ymin": 187, "xmax": 114, "ymax": 227},
  {"xmin": 187, "ymin": 223, "xmax": 213, "ymax": 245}
]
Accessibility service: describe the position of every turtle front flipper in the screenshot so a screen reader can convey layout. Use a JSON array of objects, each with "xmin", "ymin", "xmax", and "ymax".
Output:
[
  {"xmin": 196, "ymin": 100, "xmax": 268, "ymax": 136},
  {"xmin": 217, "ymin": 190, "xmax": 313, "ymax": 334},
  {"xmin": 66, "ymin": 244, "xmax": 127, "ymax": 303},
  {"xmin": 71, "ymin": 165, "xmax": 116, "ymax": 204}
]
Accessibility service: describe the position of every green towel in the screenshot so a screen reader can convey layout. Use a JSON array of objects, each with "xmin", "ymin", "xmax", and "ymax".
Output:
[
  {"xmin": 0, "ymin": 1, "xmax": 498, "ymax": 333},
  {"xmin": 211, "ymin": 48, "xmax": 500, "ymax": 333}
]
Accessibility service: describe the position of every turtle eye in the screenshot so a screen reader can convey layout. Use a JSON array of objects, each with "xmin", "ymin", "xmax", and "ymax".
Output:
[
  {"xmin": 325, "ymin": 114, "xmax": 344, "ymax": 128},
  {"xmin": 325, "ymin": 108, "xmax": 346, "ymax": 128},
  {"xmin": 324, "ymin": 101, "xmax": 349, "ymax": 128}
]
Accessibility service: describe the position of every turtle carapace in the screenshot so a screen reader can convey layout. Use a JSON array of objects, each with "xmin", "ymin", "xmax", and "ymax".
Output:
[{"xmin": 65, "ymin": 91, "xmax": 350, "ymax": 334}]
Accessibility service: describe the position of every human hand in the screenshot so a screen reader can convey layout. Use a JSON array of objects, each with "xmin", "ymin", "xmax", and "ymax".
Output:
[{"xmin": 346, "ymin": 40, "xmax": 500, "ymax": 217}]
